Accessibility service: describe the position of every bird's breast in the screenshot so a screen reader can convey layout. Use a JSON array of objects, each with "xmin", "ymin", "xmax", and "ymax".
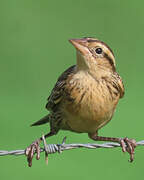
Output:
[{"xmin": 63, "ymin": 71, "xmax": 120, "ymax": 133}]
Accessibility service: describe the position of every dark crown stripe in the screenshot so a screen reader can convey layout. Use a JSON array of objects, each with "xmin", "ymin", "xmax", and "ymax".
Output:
[{"xmin": 87, "ymin": 39, "xmax": 114, "ymax": 57}]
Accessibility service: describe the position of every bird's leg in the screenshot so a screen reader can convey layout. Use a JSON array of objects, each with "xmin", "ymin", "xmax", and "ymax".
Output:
[
  {"xmin": 25, "ymin": 131, "xmax": 55, "ymax": 167},
  {"xmin": 88, "ymin": 132, "xmax": 137, "ymax": 162}
]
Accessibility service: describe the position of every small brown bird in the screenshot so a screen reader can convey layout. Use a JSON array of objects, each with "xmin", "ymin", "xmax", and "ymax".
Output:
[{"xmin": 25, "ymin": 37, "xmax": 136, "ymax": 167}]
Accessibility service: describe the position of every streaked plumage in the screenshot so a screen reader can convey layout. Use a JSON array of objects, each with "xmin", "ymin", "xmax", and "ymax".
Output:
[
  {"xmin": 26, "ymin": 37, "xmax": 136, "ymax": 167},
  {"xmin": 32, "ymin": 38, "xmax": 124, "ymax": 134}
]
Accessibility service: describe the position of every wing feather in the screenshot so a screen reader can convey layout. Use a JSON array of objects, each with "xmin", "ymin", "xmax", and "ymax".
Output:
[{"xmin": 46, "ymin": 65, "xmax": 76, "ymax": 111}]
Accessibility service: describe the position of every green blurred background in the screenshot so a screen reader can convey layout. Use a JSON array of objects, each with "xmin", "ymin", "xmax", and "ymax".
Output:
[{"xmin": 0, "ymin": 0, "xmax": 144, "ymax": 179}]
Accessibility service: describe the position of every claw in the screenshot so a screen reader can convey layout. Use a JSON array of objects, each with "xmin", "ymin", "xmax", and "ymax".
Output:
[
  {"xmin": 25, "ymin": 140, "xmax": 40, "ymax": 167},
  {"xmin": 120, "ymin": 137, "xmax": 137, "ymax": 162}
]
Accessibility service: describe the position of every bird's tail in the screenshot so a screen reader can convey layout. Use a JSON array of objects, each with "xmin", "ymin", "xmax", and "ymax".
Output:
[{"xmin": 31, "ymin": 114, "xmax": 50, "ymax": 126}]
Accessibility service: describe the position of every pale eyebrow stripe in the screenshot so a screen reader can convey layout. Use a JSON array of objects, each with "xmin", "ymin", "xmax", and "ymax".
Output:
[
  {"xmin": 103, "ymin": 52, "xmax": 116, "ymax": 72},
  {"xmin": 87, "ymin": 39, "xmax": 114, "ymax": 57}
]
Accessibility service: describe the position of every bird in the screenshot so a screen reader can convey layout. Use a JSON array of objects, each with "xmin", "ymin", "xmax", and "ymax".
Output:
[{"xmin": 25, "ymin": 37, "xmax": 136, "ymax": 167}]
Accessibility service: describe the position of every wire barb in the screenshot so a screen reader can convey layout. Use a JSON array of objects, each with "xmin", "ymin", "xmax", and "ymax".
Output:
[{"xmin": 0, "ymin": 138, "xmax": 144, "ymax": 157}]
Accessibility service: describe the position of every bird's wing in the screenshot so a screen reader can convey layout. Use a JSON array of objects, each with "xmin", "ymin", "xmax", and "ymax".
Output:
[
  {"xmin": 46, "ymin": 65, "xmax": 76, "ymax": 111},
  {"xmin": 114, "ymin": 72, "xmax": 125, "ymax": 98}
]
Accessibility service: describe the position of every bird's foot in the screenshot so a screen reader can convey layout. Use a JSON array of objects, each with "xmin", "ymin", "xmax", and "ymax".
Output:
[
  {"xmin": 25, "ymin": 139, "xmax": 41, "ymax": 167},
  {"xmin": 120, "ymin": 137, "xmax": 137, "ymax": 162}
]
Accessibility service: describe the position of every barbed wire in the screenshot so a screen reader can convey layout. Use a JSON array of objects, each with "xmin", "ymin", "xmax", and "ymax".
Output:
[{"xmin": 0, "ymin": 136, "xmax": 144, "ymax": 156}]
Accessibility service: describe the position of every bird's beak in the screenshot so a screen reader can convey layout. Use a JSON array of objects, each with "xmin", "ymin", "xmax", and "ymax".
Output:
[{"xmin": 69, "ymin": 39, "xmax": 90, "ymax": 55}]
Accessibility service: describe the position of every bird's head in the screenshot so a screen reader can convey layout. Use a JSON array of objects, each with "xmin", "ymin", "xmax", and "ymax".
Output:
[{"xmin": 69, "ymin": 37, "xmax": 116, "ymax": 74}]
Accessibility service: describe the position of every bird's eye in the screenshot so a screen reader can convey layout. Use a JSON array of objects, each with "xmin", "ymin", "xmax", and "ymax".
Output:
[{"xmin": 95, "ymin": 48, "xmax": 103, "ymax": 54}]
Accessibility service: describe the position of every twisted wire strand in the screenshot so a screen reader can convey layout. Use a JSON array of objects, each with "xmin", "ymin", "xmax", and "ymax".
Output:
[{"xmin": 0, "ymin": 137, "xmax": 144, "ymax": 156}]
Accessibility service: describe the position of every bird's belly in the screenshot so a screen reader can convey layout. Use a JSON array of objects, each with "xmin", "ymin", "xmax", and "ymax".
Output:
[
  {"xmin": 64, "ymin": 115, "xmax": 110, "ymax": 133},
  {"xmin": 63, "ymin": 90, "xmax": 117, "ymax": 133},
  {"xmin": 62, "ymin": 72, "xmax": 120, "ymax": 133}
]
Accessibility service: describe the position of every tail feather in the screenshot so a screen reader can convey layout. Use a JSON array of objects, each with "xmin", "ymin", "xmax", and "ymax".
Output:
[{"xmin": 31, "ymin": 114, "xmax": 50, "ymax": 126}]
